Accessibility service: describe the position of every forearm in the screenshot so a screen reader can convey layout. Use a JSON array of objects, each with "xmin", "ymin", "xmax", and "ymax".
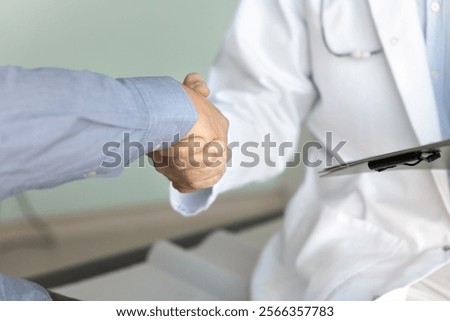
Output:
[{"xmin": 0, "ymin": 66, "xmax": 196, "ymax": 200}]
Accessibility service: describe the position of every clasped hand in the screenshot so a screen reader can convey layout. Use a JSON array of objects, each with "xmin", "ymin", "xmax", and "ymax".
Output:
[{"xmin": 149, "ymin": 73, "xmax": 229, "ymax": 193}]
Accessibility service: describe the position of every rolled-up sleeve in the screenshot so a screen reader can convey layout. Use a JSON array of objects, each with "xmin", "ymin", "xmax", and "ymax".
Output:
[{"xmin": 0, "ymin": 66, "xmax": 197, "ymax": 201}]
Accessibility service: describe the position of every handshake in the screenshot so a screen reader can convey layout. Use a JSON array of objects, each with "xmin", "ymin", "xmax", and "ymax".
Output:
[{"xmin": 149, "ymin": 73, "xmax": 230, "ymax": 193}]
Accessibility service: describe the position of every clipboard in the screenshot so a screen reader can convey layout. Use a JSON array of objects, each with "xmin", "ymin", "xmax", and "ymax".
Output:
[{"xmin": 320, "ymin": 139, "xmax": 450, "ymax": 177}]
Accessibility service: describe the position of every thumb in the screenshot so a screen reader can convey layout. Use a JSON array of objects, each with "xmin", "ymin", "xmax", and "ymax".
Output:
[{"xmin": 183, "ymin": 72, "xmax": 210, "ymax": 98}]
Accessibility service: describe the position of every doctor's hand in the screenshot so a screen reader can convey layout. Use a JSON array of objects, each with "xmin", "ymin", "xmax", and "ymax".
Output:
[{"xmin": 149, "ymin": 73, "xmax": 229, "ymax": 193}]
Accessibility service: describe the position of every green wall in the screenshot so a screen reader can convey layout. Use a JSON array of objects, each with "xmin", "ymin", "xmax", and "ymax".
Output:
[{"xmin": 0, "ymin": 0, "xmax": 247, "ymax": 220}]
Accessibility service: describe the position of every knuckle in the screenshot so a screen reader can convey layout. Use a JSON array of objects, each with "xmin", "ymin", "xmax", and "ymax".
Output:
[
  {"xmin": 183, "ymin": 171, "xmax": 198, "ymax": 183},
  {"xmin": 210, "ymin": 176, "xmax": 222, "ymax": 186},
  {"xmin": 190, "ymin": 181, "xmax": 207, "ymax": 190},
  {"xmin": 173, "ymin": 183, "xmax": 192, "ymax": 194}
]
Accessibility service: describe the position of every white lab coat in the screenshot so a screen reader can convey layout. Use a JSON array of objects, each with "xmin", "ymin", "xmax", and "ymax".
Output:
[{"xmin": 171, "ymin": 0, "xmax": 450, "ymax": 300}]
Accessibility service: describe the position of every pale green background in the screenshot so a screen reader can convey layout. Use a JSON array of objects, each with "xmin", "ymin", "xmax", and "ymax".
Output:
[{"xmin": 0, "ymin": 0, "xmax": 282, "ymax": 221}]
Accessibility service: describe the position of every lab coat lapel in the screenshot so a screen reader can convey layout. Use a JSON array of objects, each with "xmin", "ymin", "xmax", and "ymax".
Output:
[
  {"xmin": 368, "ymin": 0, "xmax": 441, "ymax": 144},
  {"xmin": 368, "ymin": 0, "xmax": 450, "ymax": 213}
]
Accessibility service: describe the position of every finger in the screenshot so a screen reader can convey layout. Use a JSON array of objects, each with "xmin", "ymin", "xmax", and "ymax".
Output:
[
  {"xmin": 174, "ymin": 155, "xmax": 226, "ymax": 185},
  {"xmin": 172, "ymin": 172, "xmax": 225, "ymax": 193},
  {"xmin": 154, "ymin": 154, "xmax": 226, "ymax": 184},
  {"xmin": 152, "ymin": 153, "xmax": 201, "ymax": 171},
  {"xmin": 172, "ymin": 183, "xmax": 196, "ymax": 194},
  {"xmin": 204, "ymin": 139, "xmax": 228, "ymax": 162},
  {"xmin": 155, "ymin": 134, "xmax": 207, "ymax": 158},
  {"xmin": 148, "ymin": 150, "xmax": 166, "ymax": 166},
  {"xmin": 152, "ymin": 138, "xmax": 228, "ymax": 169},
  {"xmin": 226, "ymin": 146, "xmax": 232, "ymax": 163},
  {"xmin": 181, "ymin": 161, "xmax": 226, "ymax": 182},
  {"xmin": 183, "ymin": 72, "xmax": 210, "ymax": 98},
  {"xmin": 175, "ymin": 140, "xmax": 228, "ymax": 169},
  {"xmin": 161, "ymin": 155, "xmax": 226, "ymax": 191}
]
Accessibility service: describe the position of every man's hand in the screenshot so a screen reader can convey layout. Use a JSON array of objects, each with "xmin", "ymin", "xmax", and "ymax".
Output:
[{"xmin": 149, "ymin": 73, "xmax": 229, "ymax": 193}]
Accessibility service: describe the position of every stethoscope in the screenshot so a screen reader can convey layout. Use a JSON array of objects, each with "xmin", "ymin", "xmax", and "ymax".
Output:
[{"xmin": 320, "ymin": 0, "xmax": 383, "ymax": 59}]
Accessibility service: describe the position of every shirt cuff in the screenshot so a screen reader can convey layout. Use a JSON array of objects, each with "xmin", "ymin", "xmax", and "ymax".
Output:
[
  {"xmin": 119, "ymin": 76, "xmax": 197, "ymax": 152},
  {"xmin": 170, "ymin": 186, "xmax": 216, "ymax": 216}
]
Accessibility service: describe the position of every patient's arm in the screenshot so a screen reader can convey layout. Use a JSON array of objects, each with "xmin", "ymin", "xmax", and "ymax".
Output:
[
  {"xmin": 0, "ymin": 274, "xmax": 51, "ymax": 301},
  {"xmin": 0, "ymin": 66, "xmax": 197, "ymax": 200}
]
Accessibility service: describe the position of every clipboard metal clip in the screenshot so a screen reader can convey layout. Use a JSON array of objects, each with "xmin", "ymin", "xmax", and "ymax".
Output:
[{"xmin": 368, "ymin": 150, "xmax": 441, "ymax": 172}]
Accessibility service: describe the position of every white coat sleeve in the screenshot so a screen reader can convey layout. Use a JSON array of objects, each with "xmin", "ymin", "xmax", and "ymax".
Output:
[{"xmin": 171, "ymin": 0, "xmax": 317, "ymax": 216}]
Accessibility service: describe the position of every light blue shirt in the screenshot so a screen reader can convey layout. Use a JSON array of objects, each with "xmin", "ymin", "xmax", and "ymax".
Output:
[
  {"xmin": 0, "ymin": 274, "xmax": 51, "ymax": 301},
  {"xmin": 0, "ymin": 66, "xmax": 197, "ymax": 201},
  {"xmin": 0, "ymin": 66, "xmax": 197, "ymax": 300},
  {"xmin": 416, "ymin": 0, "xmax": 450, "ymax": 138}
]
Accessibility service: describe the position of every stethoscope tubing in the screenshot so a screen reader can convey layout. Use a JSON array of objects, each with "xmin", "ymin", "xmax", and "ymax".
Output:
[{"xmin": 320, "ymin": 0, "xmax": 383, "ymax": 59}]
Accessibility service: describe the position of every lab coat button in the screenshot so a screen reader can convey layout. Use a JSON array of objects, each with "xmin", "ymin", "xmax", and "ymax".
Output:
[
  {"xmin": 431, "ymin": 2, "xmax": 441, "ymax": 12},
  {"xmin": 390, "ymin": 37, "xmax": 399, "ymax": 45},
  {"xmin": 443, "ymin": 245, "xmax": 450, "ymax": 252},
  {"xmin": 431, "ymin": 69, "xmax": 440, "ymax": 79},
  {"xmin": 83, "ymin": 171, "xmax": 97, "ymax": 178}
]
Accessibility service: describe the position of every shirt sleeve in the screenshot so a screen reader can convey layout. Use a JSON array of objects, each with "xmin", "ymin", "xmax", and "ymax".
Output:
[
  {"xmin": 0, "ymin": 66, "xmax": 197, "ymax": 200},
  {"xmin": 0, "ymin": 274, "xmax": 51, "ymax": 301},
  {"xmin": 170, "ymin": 0, "xmax": 317, "ymax": 216}
]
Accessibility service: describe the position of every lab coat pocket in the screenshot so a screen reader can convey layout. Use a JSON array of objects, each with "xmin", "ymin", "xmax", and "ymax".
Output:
[
  {"xmin": 295, "ymin": 206, "xmax": 407, "ymax": 300},
  {"xmin": 320, "ymin": 0, "xmax": 382, "ymax": 57}
]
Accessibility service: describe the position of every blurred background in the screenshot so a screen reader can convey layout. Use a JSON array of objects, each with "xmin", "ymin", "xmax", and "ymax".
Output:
[{"xmin": 0, "ymin": 0, "xmax": 301, "ymax": 286}]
